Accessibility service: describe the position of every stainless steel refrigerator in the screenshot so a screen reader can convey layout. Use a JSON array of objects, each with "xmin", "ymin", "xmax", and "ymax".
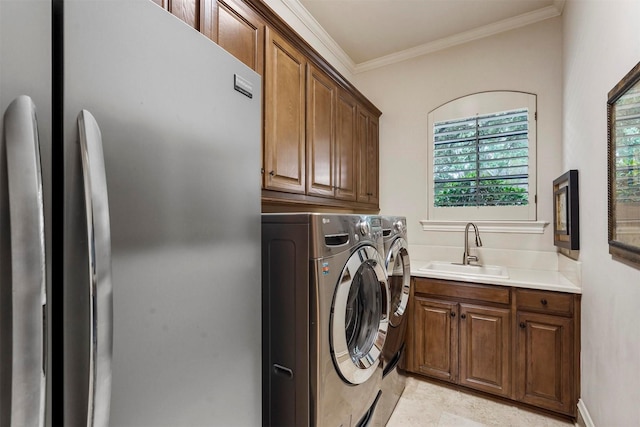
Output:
[{"xmin": 1, "ymin": 0, "xmax": 262, "ymax": 425}]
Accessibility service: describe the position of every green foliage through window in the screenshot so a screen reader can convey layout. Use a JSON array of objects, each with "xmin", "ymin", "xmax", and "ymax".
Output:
[
  {"xmin": 433, "ymin": 109, "xmax": 530, "ymax": 207},
  {"xmin": 614, "ymin": 84, "xmax": 640, "ymax": 204}
]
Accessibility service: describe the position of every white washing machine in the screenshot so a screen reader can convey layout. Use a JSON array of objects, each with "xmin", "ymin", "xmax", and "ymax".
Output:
[
  {"xmin": 262, "ymin": 213, "xmax": 390, "ymax": 426},
  {"xmin": 371, "ymin": 216, "xmax": 411, "ymax": 426}
]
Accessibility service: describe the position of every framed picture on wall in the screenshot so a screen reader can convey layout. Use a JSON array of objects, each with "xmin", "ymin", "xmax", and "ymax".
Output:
[
  {"xmin": 555, "ymin": 186, "xmax": 569, "ymax": 234},
  {"xmin": 607, "ymin": 61, "xmax": 640, "ymax": 268},
  {"xmin": 553, "ymin": 170, "xmax": 579, "ymax": 250}
]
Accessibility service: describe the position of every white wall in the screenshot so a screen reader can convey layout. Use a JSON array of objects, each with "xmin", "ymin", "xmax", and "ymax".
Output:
[
  {"xmin": 563, "ymin": 0, "xmax": 640, "ymax": 425},
  {"xmin": 354, "ymin": 18, "xmax": 564, "ymax": 253}
]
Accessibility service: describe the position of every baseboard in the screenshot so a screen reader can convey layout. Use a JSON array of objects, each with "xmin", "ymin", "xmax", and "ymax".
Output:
[{"xmin": 576, "ymin": 399, "xmax": 595, "ymax": 427}]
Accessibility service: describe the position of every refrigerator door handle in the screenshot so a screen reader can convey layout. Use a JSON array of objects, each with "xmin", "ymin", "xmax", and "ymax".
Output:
[
  {"xmin": 78, "ymin": 109, "xmax": 113, "ymax": 427},
  {"xmin": 4, "ymin": 95, "xmax": 47, "ymax": 427}
]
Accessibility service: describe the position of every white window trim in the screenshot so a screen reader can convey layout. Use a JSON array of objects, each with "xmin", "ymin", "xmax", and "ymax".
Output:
[
  {"xmin": 419, "ymin": 220, "xmax": 549, "ymax": 234},
  {"xmin": 426, "ymin": 91, "xmax": 537, "ymax": 221}
]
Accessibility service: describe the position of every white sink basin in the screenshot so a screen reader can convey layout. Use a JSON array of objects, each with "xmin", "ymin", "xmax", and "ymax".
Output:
[{"xmin": 419, "ymin": 261, "xmax": 509, "ymax": 280}]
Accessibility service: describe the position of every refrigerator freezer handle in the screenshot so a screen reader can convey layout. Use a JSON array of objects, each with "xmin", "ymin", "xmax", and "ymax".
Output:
[
  {"xmin": 78, "ymin": 109, "xmax": 113, "ymax": 427},
  {"xmin": 3, "ymin": 95, "xmax": 47, "ymax": 427}
]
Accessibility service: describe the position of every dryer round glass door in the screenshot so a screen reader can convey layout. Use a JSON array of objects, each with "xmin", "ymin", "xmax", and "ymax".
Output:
[
  {"xmin": 331, "ymin": 245, "xmax": 390, "ymax": 385},
  {"xmin": 385, "ymin": 237, "xmax": 410, "ymax": 327}
]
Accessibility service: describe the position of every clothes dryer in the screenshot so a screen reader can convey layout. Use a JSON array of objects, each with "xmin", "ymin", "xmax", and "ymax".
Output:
[
  {"xmin": 371, "ymin": 216, "xmax": 411, "ymax": 426},
  {"xmin": 262, "ymin": 214, "xmax": 390, "ymax": 427}
]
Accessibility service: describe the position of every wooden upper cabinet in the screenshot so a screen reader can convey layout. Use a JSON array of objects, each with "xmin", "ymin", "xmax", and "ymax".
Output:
[
  {"xmin": 367, "ymin": 115, "xmax": 380, "ymax": 206},
  {"xmin": 356, "ymin": 108, "xmax": 369, "ymax": 203},
  {"xmin": 306, "ymin": 64, "xmax": 336, "ymax": 197},
  {"xmin": 335, "ymin": 90, "xmax": 358, "ymax": 201},
  {"xmin": 152, "ymin": 0, "xmax": 381, "ymax": 209},
  {"xmin": 157, "ymin": 0, "xmax": 200, "ymax": 29},
  {"xmin": 264, "ymin": 28, "xmax": 307, "ymax": 194},
  {"xmin": 202, "ymin": 0, "xmax": 265, "ymax": 75},
  {"xmin": 357, "ymin": 108, "xmax": 380, "ymax": 205}
]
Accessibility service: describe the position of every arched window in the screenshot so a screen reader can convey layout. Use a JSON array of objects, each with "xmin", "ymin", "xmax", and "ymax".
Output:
[{"xmin": 427, "ymin": 91, "xmax": 537, "ymax": 220}]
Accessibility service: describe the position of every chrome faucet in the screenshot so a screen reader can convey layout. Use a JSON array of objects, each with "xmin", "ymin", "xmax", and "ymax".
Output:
[{"xmin": 462, "ymin": 222, "xmax": 483, "ymax": 265}]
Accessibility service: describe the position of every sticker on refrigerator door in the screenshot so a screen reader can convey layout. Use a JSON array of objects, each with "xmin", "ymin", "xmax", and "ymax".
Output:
[
  {"xmin": 234, "ymin": 74, "xmax": 253, "ymax": 98},
  {"xmin": 322, "ymin": 262, "xmax": 330, "ymax": 275}
]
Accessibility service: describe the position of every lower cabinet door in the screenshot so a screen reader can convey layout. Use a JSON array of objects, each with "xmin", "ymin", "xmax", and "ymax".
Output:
[
  {"xmin": 516, "ymin": 311, "xmax": 574, "ymax": 415},
  {"xmin": 459, "ymin": 304, "xmax": 511, "ymax": 397},
  {"xmin": 413, "ymin": 297, "xmax": 458, "ymax": 382}
]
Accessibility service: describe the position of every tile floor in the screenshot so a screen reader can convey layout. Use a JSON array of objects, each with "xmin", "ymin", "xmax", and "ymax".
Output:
[{"xmin": 386, "ymin": 377, "xmax": 576, "ymax": 427}]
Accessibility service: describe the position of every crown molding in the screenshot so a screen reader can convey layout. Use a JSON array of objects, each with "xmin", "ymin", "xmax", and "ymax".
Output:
[
  {"xmin": 355, "ymin": 3, "xmax": 565, "ymax": 73},
  {"xmin": 553, "ymin": 0, "xmax": 567, "ymax": 14},
  {"xmin": 280, "ymin": 0, "xmax": 565, "ymax": 75},
  {"xmin": 279, "ymin": 0, "xmax": 356, "ymax": 75}
]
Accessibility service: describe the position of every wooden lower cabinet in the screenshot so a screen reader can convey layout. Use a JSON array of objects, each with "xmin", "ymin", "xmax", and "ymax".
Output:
[
  {"xmin": 516, "ymin": 311, "xmax": 574, "ymax": 415},
  {"xmin": 413, "ymin": 298, "xmax": 458, "ymax": 382},
  {"xmin": 459, "ymin": 304, "xmax": 511, "ymax": 398},
  {"xmin": 409, "ymin": 277, "xmax": 580, "ymax": 418}
]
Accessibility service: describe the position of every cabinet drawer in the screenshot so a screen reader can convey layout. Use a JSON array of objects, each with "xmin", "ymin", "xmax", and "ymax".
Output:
[
  {"xmin": 515, "ymin": 289, "xmax": 573, "ymax": 316},
  {"xmin": 413, "ymin": 277, "xmax": 510, "ymax": 305}
]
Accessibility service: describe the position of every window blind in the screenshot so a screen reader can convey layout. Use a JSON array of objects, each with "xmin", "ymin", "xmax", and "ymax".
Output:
[{"xmin": 433, "ymin": 109, "xmax": 529, "ymax": 208}]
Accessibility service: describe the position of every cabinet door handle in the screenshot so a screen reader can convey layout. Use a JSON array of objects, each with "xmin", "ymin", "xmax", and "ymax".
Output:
[
  {"xmin": 269, "ymin": 170, "xmax": 275, "ymax": 176},
  {"xmin": 450, "ymin": 312, "xmax": 455, "ymax": 318},
  {"xmin": 519, "ymin": 322, "xmax": 526, "ymax": 329},
  {"xmin": 460, "ymin": 314, "xmax": 466, "ymax": 319},
  {"xmin": 540, "ymin": 299, "xmax": 548, "ymax": 306}
]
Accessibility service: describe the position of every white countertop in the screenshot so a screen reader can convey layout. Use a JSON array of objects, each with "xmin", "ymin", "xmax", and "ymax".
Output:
[{"xmin": 411, "ymin": 259, "xmax": 582, "ymax": 294}]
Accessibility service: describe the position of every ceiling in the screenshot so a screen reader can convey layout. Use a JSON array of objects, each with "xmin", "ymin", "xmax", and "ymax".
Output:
[{"xmin": 284, "ymin": 0, "xmax": 564, "ymax": 72}]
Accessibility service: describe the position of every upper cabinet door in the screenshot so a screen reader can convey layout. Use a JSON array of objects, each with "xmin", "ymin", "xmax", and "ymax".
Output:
[
  {"xmin": 367, "ymin": 114, "xmax": 380, "ymax": 206},
  {"xmin": 155, "ymin": 0, "xmax": 200, "ymax": 29},
  {"xmin": 306, "ymin": 64, "xmax": 336, "ymax": 198},
  {"xmin": 356, "ymin": 107, "xmax": 380, "ymax": 206},
  {"xmin": 356, "ymin": 107, "xmax": 369, "ymax": 203},
  {"xmin": 264, "ymin": 27, "xmax": 306, "ymax": 194},
  {"xmin": 202, "ymin": 0, "xmax": 264, "ymax": 75},
  {"xmin": 356, "ymin": 107, "xmax": 379, "ymax": 205},
  {"xmin": 335, "ymin": 89, "xmax": 357, "ymax": 201}
]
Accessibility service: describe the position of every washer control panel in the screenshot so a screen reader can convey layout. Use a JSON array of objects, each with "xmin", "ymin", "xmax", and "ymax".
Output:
[{"xmin": 357, "ymin": 221, "xmax": 371, "ymax": 236}]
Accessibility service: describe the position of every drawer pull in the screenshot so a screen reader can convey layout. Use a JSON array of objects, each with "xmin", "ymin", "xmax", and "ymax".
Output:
[
  {"xmin": 450, "ymin": 312, "xmax": 455, "ymax": 318},
  {"xmin": 540, "ymin": 299, "xmax": 548, "ymax": 306},
  {"xmin": 460, "ymin": 314, "xmax": 466, "ymax": 319},
  {"xmin": 519, "ymin": 322, "xmax": 526, "ymax": 329}
]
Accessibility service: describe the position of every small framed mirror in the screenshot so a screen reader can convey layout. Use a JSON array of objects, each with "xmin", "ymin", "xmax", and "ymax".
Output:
[{"xmin": 608, "ymin": 61, "xmax": 640, "ymax": 268}]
